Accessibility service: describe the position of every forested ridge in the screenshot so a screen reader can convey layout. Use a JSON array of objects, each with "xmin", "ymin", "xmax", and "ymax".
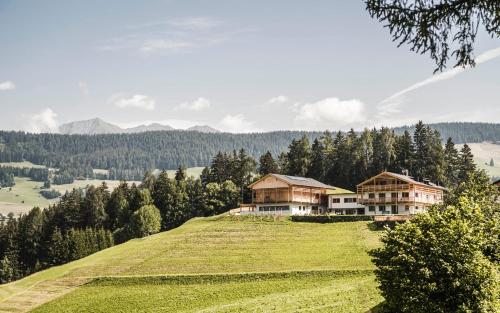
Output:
[{"xmin": 0, "ymin": 122, "xmax": 498, "ymax": 180}]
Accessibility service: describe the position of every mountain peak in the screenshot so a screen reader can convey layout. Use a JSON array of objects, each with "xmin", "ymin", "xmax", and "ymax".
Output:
[{"xmin": 58, "ymin": 118, "xmax": 220, "ymax": 134}]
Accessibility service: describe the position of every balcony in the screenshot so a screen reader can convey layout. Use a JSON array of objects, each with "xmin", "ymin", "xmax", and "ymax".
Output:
[
  {"xmin": 358, "ymin": 197, "xmax": 414, "ymax": 205},
  {"xmin": 358, "ymin": 184, "xmax": 411, "ymax": 192}
]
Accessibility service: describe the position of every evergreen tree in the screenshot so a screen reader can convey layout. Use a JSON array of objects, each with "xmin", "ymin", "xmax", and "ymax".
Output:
[
  {"xmin": 306, "ymin": 138, "xmax": 325, "ymax": 180},
  {"xmin": 443, "ymin": 137, "xmax": 460, "ymax": 186},
  {"xmin": 105, "ymin": 182, "xmax": 129, "ymax": 230},
  {"xmin": 276, "ymin": 152, "xmax": 288, "ymax": 174},
  {"xmin": 139, "ymin": 171, "xmax": 156, "ymax": 190},
  {"xmin": 393, "ymin": 130, "xmax": 414, "ymax": 174},
  {"xmin": 174, "ymin": 166, "xmax": 187, "ymax": 181},
  {"xmin": 458, "ymin": 144, "xmax": 476, "ymax": 181},
  {"xmin": 258, "ymin": 151, "xmax": 278, "ymax": 175},
  {"xmin": 286, "ymin": 135, "xmax": 311, "ymax": 177},
  {"xmin": 413, "ymin": 121, "xmax": 429, "ymax": 179}
]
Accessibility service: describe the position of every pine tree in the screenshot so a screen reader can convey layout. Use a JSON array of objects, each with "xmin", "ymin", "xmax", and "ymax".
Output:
[
  {"xmin": 139, "ymin": 171, "xmax": 156, "ymax": 190},
  {"xmin": 458, "ymin": 144, "xmax": 476, "ymax": 181},
  {"xmin": 174, "ymin": 166, "xmax": 187, "ymax": 181},
  {"xmin": 443, "ymin": 137, "xmax": 460, "ymax": 186},
  {"xmin": 393, "ymin": 130, "xmax": 414, "ymax": 174},
  {"xmin": 286, "ymin": 135, "xmax": 311, "ymax": 177},
  {"xmin": 413, "ymin": 121, "xmax": 429, "ymax": 179},
  {"xmin": 258, "ymin": 151, "xmax": 278, "ymax": 175},
  {"xmin": 307, "ymin": 138, "xmax": 325, "ymax": 180}
]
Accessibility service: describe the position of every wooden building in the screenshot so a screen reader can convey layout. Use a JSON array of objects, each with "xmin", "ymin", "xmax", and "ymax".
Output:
[
  {"xmin": 246, "ymin": 174, "xmax": 336, "ymax": 215},
  {"xmin": 357, "ymin": 171, "xmax": 445, "ymax": 215}
]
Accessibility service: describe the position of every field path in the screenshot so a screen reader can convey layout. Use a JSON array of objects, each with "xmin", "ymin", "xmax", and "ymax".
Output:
[{"xmin": 0, "ymin": 277, "xmax": 89, "ymax": 313}]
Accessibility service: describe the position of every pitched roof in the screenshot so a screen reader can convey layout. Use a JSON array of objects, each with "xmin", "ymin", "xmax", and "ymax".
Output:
[
  {"xmin": 325, "ymin": 187, "xmax": 355, "ymax": 195},
  {"xmin": 249, "ymin": 173, "xmax": 336, "ymax": 189},
  {"xmin": 357, "ymin": 171, "xmax": 446, "ymax": 190}
]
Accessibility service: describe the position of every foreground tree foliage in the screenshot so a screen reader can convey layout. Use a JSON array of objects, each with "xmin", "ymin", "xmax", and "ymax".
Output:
[
  {"xmin": 366, "ymin": 0, "xmax": 500, "ymax": 72},
  {"xmin": 371, "ymin": 171, "xmax": 500, "ymax": 312}
]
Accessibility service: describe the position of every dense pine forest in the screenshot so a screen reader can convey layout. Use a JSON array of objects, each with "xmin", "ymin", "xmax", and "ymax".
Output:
[{"xmin": 0, "ymin": 122, "xmax": 498, "ymax": 180}]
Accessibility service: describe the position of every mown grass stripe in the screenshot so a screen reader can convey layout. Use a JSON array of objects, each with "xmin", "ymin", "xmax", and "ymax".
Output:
[{"xmin": 89, "ymin": 269, "xmax": 374, "ymax": 286}]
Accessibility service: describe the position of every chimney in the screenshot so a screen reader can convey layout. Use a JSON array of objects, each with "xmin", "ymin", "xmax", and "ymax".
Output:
[{"xmin": 402, "ymin": 169, "xmax": 409, "ymax": 176}]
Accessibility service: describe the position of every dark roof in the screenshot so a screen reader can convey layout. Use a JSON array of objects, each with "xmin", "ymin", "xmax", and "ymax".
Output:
[
  {"xmin": 250, "ymin": 173, "xmax": 336, "ymax": 189},
  {"xmin": 357, "ymin": 171, "xmax": 447, "ymax": 190},
  {"xmin": 493, "ymin": 178, "xmax": 500, "ymax": 185}
]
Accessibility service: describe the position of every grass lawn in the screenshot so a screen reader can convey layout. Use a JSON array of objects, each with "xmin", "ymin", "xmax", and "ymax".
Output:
[
  {"xmin": 0, "ymin": 216, "xmax": 382, "ymax": 312},
  {"xmin": 458, "ymin": 142, "xmax": 500, "ymax": 178},
  {"xmin": 0, "ymin": 177, "xmax": 52, "ymax": 215},
  {"xmin": 32, "ymin": 272, "xmax": 381, "ymax": 313}
]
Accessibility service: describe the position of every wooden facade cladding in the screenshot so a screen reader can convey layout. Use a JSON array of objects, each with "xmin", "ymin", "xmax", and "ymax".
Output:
[
  {"xmin": 356, "ymin": 172, "xmax": 444, "ymax": 208},
  {"xmin": 252, "ymin": 186, "xmax": 322, "ymax": 204}
]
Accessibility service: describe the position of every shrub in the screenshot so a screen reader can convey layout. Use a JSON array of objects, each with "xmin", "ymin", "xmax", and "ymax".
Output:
[
  {"xmin": 131, "ymin": 205, "xmax": 162, "ymax": 238},
  {"xmin": 40, "ymin": 189, "xmax": 62, "ymax": 199},
  {"xmin": 370, "ymin": 198, "xmax": 499, "ymax": 313}
]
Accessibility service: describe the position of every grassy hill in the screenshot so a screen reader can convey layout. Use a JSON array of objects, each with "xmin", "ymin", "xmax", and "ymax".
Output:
[
  {"xmin": 461, "ymin": 142, "xmax": 500, "ymax": 179},
  {"xmin": 0, "ymin": 215, "xmax": 382, "ymax": 312}
]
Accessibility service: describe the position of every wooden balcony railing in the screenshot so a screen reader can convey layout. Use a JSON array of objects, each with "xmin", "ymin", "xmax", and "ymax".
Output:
[
  {"xmin": 358, "ymin": 197, "xmax": 415, "ymax": 204},
  {"xmin": 358, "ymin": 184, "xmax": 411, "ymax": 192}
]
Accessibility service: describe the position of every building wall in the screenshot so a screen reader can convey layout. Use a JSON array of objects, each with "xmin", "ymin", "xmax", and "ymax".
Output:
[
  {"xmin": 250, "ymin": 203, "xmax": 315, "ymax": 216},
  {"xmin": 328, "ymin": 194, "xmax": 365, "ymax": 215}
]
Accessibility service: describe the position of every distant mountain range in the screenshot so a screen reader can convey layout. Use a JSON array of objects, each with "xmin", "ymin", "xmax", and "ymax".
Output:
[{"xmin": 58, "ymin": 118, "xmax": 220, "ymax": 134}]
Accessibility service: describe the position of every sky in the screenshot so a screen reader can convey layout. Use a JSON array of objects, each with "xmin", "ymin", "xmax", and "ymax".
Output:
[{"xmin": 0, "ymin": 0, "xmax": 499, "ymax": 133}]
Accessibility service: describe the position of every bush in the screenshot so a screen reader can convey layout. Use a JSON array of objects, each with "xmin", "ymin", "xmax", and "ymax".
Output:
[
  {"xmin": 40, "ymin": 189, "xmax": 62, "ymax": 199},
  {"xmin": 131, "ymin": 205, "xmax": 162, "ymax": 238},
  {"xmin": 370, "ymin": 198, "xmax": 499, "ymax": 313},
  {"xmin": 291, "ymin": 215, "xmax": 373, "ymax": 223}
]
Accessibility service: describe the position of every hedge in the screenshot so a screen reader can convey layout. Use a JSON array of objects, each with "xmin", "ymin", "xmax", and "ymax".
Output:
[{"xmin": 291, "ymin": 215, "xmax": 373, "ymax": 223}]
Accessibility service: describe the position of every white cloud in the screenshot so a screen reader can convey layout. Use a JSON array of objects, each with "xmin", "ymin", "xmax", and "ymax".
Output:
[
  {"xmin": 27, "ymin": 108, "xmax": 58, "ymax": 133},
  {"xmin": 169, "ymin": 17, "xmax": 222, "ymax": 30},
  {"xmin": 177, "ymin": 97, "xmax": 211, "ymax": 111},
  {"xmin": 294, "ymin": 97, "xmax": 366, "ymax": 129},
  {"xmin": 111, "ymin": 94, "xmax": 156, "ymax": 110},
  {"xmin": 140, "ymin": 39, "xmax": 193, "ymax": 53},
  {"xmin": 268, "ymin": 95, "xmax": 288, "ymax": 104},
  {"xmin": 78, "ymin": 81, "xmax": 89, "ymax": 95},
  {"xmin": 219, "ymin": 114, "xmax": 258, "ymax": 133},
  {"xmin": 0, "ymin": 81, "xmax": 15, "ymax": 91}
]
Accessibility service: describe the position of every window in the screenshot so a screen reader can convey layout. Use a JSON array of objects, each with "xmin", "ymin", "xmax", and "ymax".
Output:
[
  {"xmin": 369, "ymin": 206, "xmax": 375, "ymax": 212},
  {"xmin": 343, "ymin": 198, "xmax": 357, "ymax": 203},
  {"xmin": 379, "ymin": 193, "xmax": 386, "ymax": 198},
  {"xmin": 415, "ymin": 206, "xmax": 419, "ymax": 210},
  {"xmin": 405, "ymin": 205, "xmax": 410, "ymax": 211},
  {"xmin": 369, "ymin": 193, "xmax": 375, "ymax": 199},
  {"xmin": 332, "ymin": 198, "xmax": 340, "ymax": 203},
  {"xmin": 378, "ymin": 205, "xmax": 385, "ymax": 211},
  {"xmin": 415, "ymin": 192, "xmax": 419, "ymax": 197},
  {"xmin": 402, "ymin": 192, "xmax": 409, "ymax": 198},
  {"xmin": 391, "ymin": 192, "xmax": 397, "ymax": 198},
  {"xmin": 391, "ymin": 205, "xmax": 397, "ymax": 214}
]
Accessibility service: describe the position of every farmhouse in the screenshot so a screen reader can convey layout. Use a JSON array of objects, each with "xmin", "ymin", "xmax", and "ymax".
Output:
[
  {"xmin": 356, "ymin": 171, "xmax": 445, "ymax": 215},
  {"xmin": 241, "ymin": 171, "xmax": 445, "ymax": 216},
  {"xmin": 248, "ymin": 173, "xmax": 336, "ymax": 215}
]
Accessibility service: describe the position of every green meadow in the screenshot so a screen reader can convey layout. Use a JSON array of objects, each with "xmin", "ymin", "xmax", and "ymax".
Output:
[{"xmin": 0, "ymin": 216, "xmax": 383, "ymax": 312}]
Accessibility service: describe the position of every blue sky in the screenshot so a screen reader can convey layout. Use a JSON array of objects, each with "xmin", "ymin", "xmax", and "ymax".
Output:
[{"xmin": 1, "ymin": 0, "xmax": 499, "ymax": 133}]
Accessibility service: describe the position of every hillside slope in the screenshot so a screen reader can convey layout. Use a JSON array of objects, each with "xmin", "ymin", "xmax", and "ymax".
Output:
[{"xmin": 0, "ymin": 216, "xmax": 382, "ymax": 312}]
